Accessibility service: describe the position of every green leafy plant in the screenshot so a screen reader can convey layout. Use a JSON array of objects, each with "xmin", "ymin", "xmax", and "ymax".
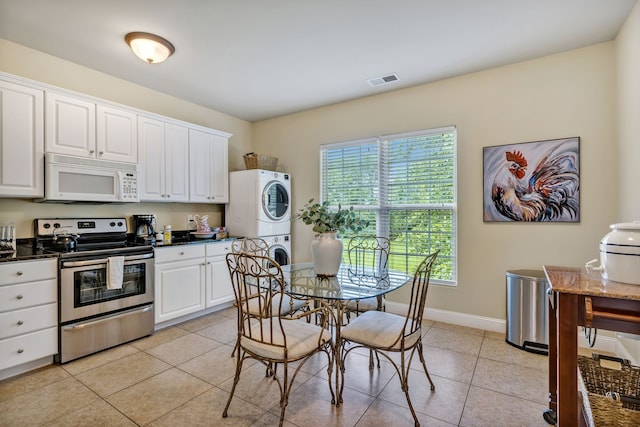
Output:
[{"xmin": 296, "ymin": 198, "xmax": 369, "ymax": 234}]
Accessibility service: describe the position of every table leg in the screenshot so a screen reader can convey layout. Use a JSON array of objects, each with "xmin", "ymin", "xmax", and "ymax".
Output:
[
  {"xmin": 544, "ymin": 291, "xmax": 558, "ymax": 425},
  {"xmin": 557, "ymin": 292, "xmax": 579, "ymax": 426},
  {"xmin": 334, "ymin": 301, "xmax": 345, "ymax": 406}
]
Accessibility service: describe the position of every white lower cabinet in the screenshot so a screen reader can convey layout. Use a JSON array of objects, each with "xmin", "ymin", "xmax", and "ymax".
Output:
[
  {"xmin": 154, "ymin": 245, "xmax": 206, "ymax": 324},
  {"xmin": 154, "ymin": 243, "xmax": 234, "ymax": 324},
  {"xmin": 0, "ymin": 259, "xmax": 58, "ymax": 372},
  {"xmin": 205, "ymin": 242, "xmax": 234, "ymax": 307}
]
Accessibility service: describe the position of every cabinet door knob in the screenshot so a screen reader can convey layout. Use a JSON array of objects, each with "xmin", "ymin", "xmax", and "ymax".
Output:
[
  {"xmin": 16, "ymin": 294, "xmax": 24, "ymax": 300},
  {"xmin": 17, "ymin": 320, "xmax": 24, "ymax": 326},
  {"xmin": 17, "ymin": 349, "xmax": 24, "ymax": 354},
  {"xmin": 99, "ymin": 151, "xmax": 104, "ymax": 156},
  {"xmin": 179, "ymin": 251, "xmax": 184, "ymax": 256},
  {"xmin": 90, "ymin": 149, "xmax": 95, "ymax": 154},
  {"xmin": 16, "ymin": 271, "xmax": 23, "ymax": 276}
]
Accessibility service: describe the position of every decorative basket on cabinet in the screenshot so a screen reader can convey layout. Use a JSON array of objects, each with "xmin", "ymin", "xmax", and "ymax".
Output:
[{"xmin": 243, "ymin": 152, "xmax": 278, "ymax": 171}]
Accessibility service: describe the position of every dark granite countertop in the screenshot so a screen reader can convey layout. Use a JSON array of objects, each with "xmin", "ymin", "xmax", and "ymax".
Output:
[
  {"xmin": 0, "ymin": 236, "xmax": 238, "ymax": 262},
  {"xmin": 0, "ymin": 243, "xmax": 58, "ymax": 263},
  {"xmin": 153, "ymin": 237, "xmax": 237, "ymax": 248}
]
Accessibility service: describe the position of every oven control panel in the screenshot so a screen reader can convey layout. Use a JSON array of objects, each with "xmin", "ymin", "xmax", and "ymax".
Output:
[{"xmin": 35, "ymin": 218, "xmax": 127, "ymax": 236}]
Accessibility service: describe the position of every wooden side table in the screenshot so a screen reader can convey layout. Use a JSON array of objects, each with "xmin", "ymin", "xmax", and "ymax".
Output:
[{"xmin": 543, "ymin": 266, "xmax": 640, "ymax": 426}]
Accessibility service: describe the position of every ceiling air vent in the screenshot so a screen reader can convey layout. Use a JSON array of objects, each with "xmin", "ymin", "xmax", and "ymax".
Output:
[{"xmin": 367, "ymin": 73, "xmax": 399, "ymax": 87}]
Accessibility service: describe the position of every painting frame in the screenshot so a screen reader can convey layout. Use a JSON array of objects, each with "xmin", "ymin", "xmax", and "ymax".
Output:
[{"xmin": 483, "ymin": 137, "xmax": 580, "ymax": 223}]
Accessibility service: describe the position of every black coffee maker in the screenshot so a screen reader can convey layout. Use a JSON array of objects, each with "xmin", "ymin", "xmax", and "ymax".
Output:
[{"xmin": 133, "ymin": 214, "xmax": 156, "ymax": 243}]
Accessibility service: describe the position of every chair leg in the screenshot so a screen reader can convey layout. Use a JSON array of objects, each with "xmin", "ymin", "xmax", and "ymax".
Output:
[
  {"xmin": 222, "ymin": 352, "xmax": 244, "ymax": 418},
  {"xmin": 368, "ymin": 349, "xmax": 381, "ymax": 370},
  {"xmin": 278, "ymin": 361, "xmax": 290, "ymax": 427},
  {"xmin": 398, "ymin": 349, "xmax": 421, "ymax": 427},
  {"xmin": 416, "ymin": 341, "xmax": 435, "ymax": 390}
]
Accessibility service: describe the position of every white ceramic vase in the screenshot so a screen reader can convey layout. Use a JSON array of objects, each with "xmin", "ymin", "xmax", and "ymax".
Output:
[{"xmin": 311, "ymin": 232, "xmax": 343, "ymax": 276}]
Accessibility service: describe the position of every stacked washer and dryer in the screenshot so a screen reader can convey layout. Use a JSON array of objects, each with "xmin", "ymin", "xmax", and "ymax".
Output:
[{"xmin": 225, "ymin": 170, "xmax": 292, "ymax": 265}]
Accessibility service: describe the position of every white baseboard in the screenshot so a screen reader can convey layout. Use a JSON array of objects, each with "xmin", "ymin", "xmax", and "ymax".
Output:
[
  {"xmin": 386, "ymin": 301, "xmax": 506, "ymax": 333},
  {"xmin": 385, "ymin": 301, "xmax": 619, "ymax": 356},
  {"xmin": 0, "ymin": 356, "xmax": 53, "ymax": 381}
]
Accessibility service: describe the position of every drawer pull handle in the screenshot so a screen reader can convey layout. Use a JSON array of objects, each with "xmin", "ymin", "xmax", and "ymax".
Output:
[
  {"xmin": 17, "ymin": 349, "xmax": 24, "ymax": 354},
  {"xmin": 16, "ymin": 271, "xmax": 23, "ymax": 276},
  {"xmin": 179, "ymin": 252, "xmax": 184, "ymax": 255},
  {"xmin": 16, "ymin": 295, "xmax": 24, "ymax": 300},
  {"xmin": 17, "ymin": 320, "xmax": 24, "ymax": 326}
]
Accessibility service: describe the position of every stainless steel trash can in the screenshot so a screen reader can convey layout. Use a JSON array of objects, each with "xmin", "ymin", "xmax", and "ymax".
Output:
[{"xmin": 506, "ymin": 269, "xmax": 549, "ymax": 354}]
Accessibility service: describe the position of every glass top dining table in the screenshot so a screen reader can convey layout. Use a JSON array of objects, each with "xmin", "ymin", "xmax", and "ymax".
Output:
[
  {"xmin": 279, "ymin": 262, "xmax": 413, "ymax": 406},
  {"xmin": 280, "ymin": 262, "xmax": 412, "ymax": 301}
]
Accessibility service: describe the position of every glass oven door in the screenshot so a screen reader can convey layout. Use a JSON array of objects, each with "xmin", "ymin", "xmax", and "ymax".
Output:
[{"xmin": 60, "ymin": 253, "xmax": 154, "ymax": 323}]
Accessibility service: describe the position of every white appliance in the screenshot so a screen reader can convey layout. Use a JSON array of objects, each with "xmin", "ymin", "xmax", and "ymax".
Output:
[
  {"xmin": 586, "ymin": 221, "xmax": 640, "ymax": 285},
  {"xmin": 226, "ymin": 169, "xmax": 291, "ymax": 237},
  {"xmin": 40, "ymin": 153, "xmax": 139, "ymax": 203},
  {"xmin": 264, "ymin": 234, "xmax": 292, "ymax": 266}
]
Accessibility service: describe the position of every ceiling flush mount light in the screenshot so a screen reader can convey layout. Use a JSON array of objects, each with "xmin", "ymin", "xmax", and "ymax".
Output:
[{"xmin": 125, "ymin": 32, "xmax": 175, "ymax": 64}]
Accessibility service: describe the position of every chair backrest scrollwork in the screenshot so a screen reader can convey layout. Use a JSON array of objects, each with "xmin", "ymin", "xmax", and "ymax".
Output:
[
  {"xmin": 347, "ymin": 235, "xmax": 391, "ymax": 281},
  {"xmin": 226, "ymin": 252, "xmax": 288, "ymax": 350}
]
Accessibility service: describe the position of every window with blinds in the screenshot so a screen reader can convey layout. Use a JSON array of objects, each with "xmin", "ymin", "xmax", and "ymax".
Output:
[{"xmin": 320, "ymin": 126, "xmax": 457, "ymax": 284}]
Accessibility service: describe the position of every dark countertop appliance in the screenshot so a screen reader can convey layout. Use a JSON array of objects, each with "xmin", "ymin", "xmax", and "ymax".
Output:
[
  {"xmin": 34, "ymin": 217, "xmax": 154, "ymax": 363},
  {"xmin": 133, "ymin": 214, "xmax": 156, "ymax": 244}
]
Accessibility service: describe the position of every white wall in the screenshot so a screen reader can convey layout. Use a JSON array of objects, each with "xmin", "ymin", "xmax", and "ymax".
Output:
[
  {"xmin": 615, "ymin": 1, "xmax": 640, "ymax": 363},
  {"xmin": 617, "ymin": 2, "xmax": 640, "ymax": 221},
  {"xmin": 253, "ymin": 43, "xmax": 619, "ymax": 320},
  {"xmin": 0, "ymin": 39, "xmax": 253, "ymax": 235}
]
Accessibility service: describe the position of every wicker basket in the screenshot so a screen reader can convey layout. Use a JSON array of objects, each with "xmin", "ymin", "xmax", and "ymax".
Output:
[
  {"xmin": 243, "ymin": 152, "xmax": 278, "ymax": 171},
  {"xmin": 578, "ymin": 354, "xmax": 640, "ymax": 427}
]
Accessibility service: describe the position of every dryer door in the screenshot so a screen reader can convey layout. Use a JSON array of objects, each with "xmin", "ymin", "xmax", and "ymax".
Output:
[
  {"xmin": 271, "ymin": 244, "xmax": 290, "ymax": 266},
  {"xmin": 262, "ymin": 181, "xmax": 290, "ymax": 221}
]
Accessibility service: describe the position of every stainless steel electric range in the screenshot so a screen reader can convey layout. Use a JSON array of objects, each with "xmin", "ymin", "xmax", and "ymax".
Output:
[{"xmin": 34, "ymin": 218, "xmax": 154, "ymax": 363}]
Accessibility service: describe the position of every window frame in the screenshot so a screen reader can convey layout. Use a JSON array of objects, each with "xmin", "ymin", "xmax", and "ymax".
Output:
[{"xmin": 319, "ymin": 126, "xmax": 457, "ymax": 286}]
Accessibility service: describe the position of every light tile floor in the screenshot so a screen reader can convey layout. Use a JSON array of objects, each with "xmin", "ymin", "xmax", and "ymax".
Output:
[{"xmin": 0, "ymin": 307, "xmax": 555, "ymax": 426}]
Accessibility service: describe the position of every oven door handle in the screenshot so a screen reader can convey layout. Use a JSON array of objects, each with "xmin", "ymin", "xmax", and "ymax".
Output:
[
  {"xmin": 61, "ymin": 252, "xmax": 154, "ymax": 268},
  {"xmin": 61, "ymin": 305, "xmax": 153, "ymax": 330}
]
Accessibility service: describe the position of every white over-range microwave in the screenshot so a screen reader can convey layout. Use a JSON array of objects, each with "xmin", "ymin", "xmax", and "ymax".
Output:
[{"xmin": 40, "ymin": 153, "xmax": 139, "ymax": 203}]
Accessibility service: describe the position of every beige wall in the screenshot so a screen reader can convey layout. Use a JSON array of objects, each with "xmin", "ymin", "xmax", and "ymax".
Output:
[
  {"xmin": 254, "ymin": 43, "xmax": 619, "ymax": 320},
  {"xmin": 616, "ymin": 2, "xmax": 640, "ymax": 221},
  {"xmin": 0, "ymin": 39, "xmax": 253, "ymax": 235}
]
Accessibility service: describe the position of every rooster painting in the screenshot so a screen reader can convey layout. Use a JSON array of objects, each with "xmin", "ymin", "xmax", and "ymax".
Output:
[{"xmin": 483, "ymin": 137, "xmax": 580, "ymax": 222}]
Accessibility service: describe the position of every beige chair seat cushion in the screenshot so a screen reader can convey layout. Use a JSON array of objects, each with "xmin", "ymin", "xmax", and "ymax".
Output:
[
  {"xmin": 344, "ymin": 296, "xmax": 382, "ymax": 312},
  {"xmin": 341, "ymin": 310, "xmax": 420, "ymax": 350},
  {"xmin": 246, "ymin": 293, "xmax": 307, "ymax": 316},
  {"xmin": 241, "ymin": 319, "xmax": 332, "ymax": 360}
]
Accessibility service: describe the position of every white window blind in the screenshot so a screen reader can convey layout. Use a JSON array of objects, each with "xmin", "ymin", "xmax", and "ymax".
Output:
[{"xmin": 320, "ymin": 127, "xmax": 457, "ymax": 284}]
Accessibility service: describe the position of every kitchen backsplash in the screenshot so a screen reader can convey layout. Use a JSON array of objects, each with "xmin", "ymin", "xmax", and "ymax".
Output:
[{"xmin": 0, "ymin": 198, "xmax": 224, "ymax": 238}]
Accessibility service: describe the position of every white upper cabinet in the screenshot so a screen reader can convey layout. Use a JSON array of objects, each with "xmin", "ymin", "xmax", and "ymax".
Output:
[
  {"xmin": 45, "ymin": 91, "xmax": 95, "ymax": 158},
  {"xmin": 138, "ymin": 116, "xmax": 189, "ymax": 202},
  {"xmin": 189, "ymin": 128, "xmax": 229, "ymax": 204},
  {"xmin": 46, "ymin": 91, "xmax": 137, "ymax": 163},
  {"xmin": 0, "ymin": 80, "xmax": 44, "ymax": 198},
  {"xmin": 164, "ymin": 123, "xmax": 190, "ymax": 201},
  {"xmin": 96, "ymin": 105, "xmax": 137, "ymax": 163}
]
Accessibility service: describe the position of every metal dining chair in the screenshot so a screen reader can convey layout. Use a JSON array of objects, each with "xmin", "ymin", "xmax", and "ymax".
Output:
[
  {"xmin": 344, "ymin": 235, "xmax": 391, "ymax": 368},
  {"xmin": 223, "ymin": 252, "xmax": 335, "ymax": 426},
  {"xmin": 231, "ymin": 237, "xmax": 307, "ymax": 316},
  {"xmin": 339, "ymin": 251, "xmax": 439, "ymax": 427},
  {"xmin": 229, "ymin": 238, "xmax": 307, "ymax": 358},
  {"xmin": 345, "ymin": 235, "xmax": 391, "ymax": 316}
]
